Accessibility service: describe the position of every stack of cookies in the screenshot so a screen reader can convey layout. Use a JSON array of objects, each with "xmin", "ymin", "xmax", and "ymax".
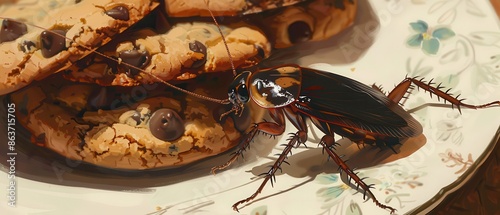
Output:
[{"xmin": 0, "ymin": 0, "xmax": 357, "ymax": 170}]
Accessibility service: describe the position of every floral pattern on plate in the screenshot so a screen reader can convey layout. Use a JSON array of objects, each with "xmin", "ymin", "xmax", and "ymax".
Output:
[{"xmin": 406, "ymin": 20, "xmax": 456, "ymax": 55}]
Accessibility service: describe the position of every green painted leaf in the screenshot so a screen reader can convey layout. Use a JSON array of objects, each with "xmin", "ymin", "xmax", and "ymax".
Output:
[
  {"xmin": 316, "ymin": 174, "xmax": 339, "ymax": 184},
  {"xmin": 346, "ymin": 200, "xmax": 362, "ymax": 215},
  {"xmin": 317, "ymin": 186, "xmax": 345, "ymax": 199},
  {"xmin": 422, "ymin": 38, "xmax": 440, "ymax": 55},
  {"xmin": 433, "ymin": 27, "xmax": 455, "ymax": 40},
  {"xmin": 466, "ymin": 0, "xmax": 486, "ymax": 17},
  {"xmin": 470, "ymin": 32, "xmax": 500, "ymax": 46},
  {"xmin": 327, "ymin": 186, "xmax": 345, "ymax": 198},
  {"xmin": 407, "ymin": 34, "xmax": 423, "ymax": 47},
  {"xmin": 438, "ymin": 9, "xmax": 457, "ymax": 24},
  {"xmin": 410, "ymin": 20, "xmax": 428, "ymax": 33}
]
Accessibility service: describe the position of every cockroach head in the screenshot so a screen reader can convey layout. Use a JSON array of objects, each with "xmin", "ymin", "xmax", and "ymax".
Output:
[{"xmin": 227, "ymin": 71, "xmax": 252, "ymax": 116}]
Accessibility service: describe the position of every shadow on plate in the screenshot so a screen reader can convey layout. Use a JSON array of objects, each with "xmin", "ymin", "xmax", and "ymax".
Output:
[{"xmin": 250, "ymin": 134, "xmax": 427, "ymax": 179}]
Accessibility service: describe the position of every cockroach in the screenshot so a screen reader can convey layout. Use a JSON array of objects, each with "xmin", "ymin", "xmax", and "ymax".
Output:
[
  {"xmin": 3, "ymin": 2, "xmax": 499, "ymax": 214},
  {"xmin": 211, "ymin": 65, "xmax": 500, "ymax": 214},
  {"xmin": 201, "ymin": 3, "xmax": 500, "ymax": 215}
]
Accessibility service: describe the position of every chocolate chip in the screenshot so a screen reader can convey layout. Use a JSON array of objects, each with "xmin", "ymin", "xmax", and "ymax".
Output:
[
  {"xmin": 20, "ymin": 40, "xmax": 36, "ymax": 53},
  {"xmin": 287, "ymin": 21, "xmax": 312, "ymax": 44},
  {"xmin": 0, "ymin": 19, "xmax": 28, "ymax": 43},
  {"xmin": 131, "ymin": 111, "xmax": 142, "ymax": 125},
  {"xmin": 149, "ymin": 108, "xmax": 185, "ymax": 141},
  {"xmin": 40, "ymin": 29, "xmax": 67, "ymax": 58},
  {"xmin": 119, "ymin": 49, "xmax": 150, "ymax": 77},
  {"xmin": 105, "ymin": 6, "xmax": 130, "ymax": 21},
  {"xmin": 189, "ymin": 40, "xmax": 207, "ymax": 69}
]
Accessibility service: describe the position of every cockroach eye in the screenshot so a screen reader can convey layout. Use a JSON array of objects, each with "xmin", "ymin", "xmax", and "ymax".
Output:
[
  {"xmin": 238, "ymin": 84, "xmax": 249, "ymax": 103},
  {"xmin": 149, "ymin": 108, "xmax": 184, "ymax": 141}
]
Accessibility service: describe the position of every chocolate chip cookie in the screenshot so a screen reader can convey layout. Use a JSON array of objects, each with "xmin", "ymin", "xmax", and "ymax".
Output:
[
  {"xmin": 0, "ymin": 0, "xmax": 158, "ymax": 95},
  {"xmin": 164, "ymin": 0, "xmax": 309, "ymax": 17},
  {"xmin": 9, "ymin": 73, "xmax": 257, "ymax": 170},
  {"xmin": 165, "ymin": 0, "xmax": 356, "ymax": 48},
  {"xmin": 62, "ymin": 0, "xmax": 356, "ymax": 86},
  {"xmin": 62, "ymin": 22, "xmax": 271, "ymax": 86},
  {"xmin": 1, "ymin": 0, "xmax": 356, "ymax": 90},
  {"xmin": 267, "ymin": 0, "xmax": 357, "ymax": 48}
]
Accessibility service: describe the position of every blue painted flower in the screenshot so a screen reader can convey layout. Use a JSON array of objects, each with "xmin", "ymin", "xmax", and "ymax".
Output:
[{"xmin": 407, "ymin": 20, "xmax": 455, "ymax": 55}]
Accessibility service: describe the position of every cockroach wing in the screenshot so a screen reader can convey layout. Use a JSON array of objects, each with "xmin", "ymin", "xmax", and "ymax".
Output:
[
  {"xmin": 295, "ymin": 68, "xmax": 422, "ymax": 138},
  {"xmin": 249, "ymin": 66, "xmax": 302, "ymax": 108}
]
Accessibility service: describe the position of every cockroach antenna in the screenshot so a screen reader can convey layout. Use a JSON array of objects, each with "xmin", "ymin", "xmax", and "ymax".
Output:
[
  {"xmin": 0, "ymin": 16, "xmax": 230, "ymax": 105},
  {"xmin": 203, "ymin": 0, "xmax": 238, "ymax": 77}
]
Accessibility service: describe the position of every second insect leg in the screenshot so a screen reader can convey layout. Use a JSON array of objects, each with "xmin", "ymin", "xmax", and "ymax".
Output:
[
  {"xmin": 388, "ymin": 77, "xmax": 500, "ymax": 111},
  {"xmin": 232, "ymin": 107, "xmax": 308, "ymax": 211},
  {"xmin": 318, "ymin": 134, "xmax": 397, "ymax": 214}
]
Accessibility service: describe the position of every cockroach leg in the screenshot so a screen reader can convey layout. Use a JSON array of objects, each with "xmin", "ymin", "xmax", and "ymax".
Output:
[
  {"xmin": 319, "ymin": 134, "xmax": 397, "ymax": 214},
  {"xmin": 389, "ymin": 77, "xmax": 500, "ymax": 112},
  {"xmin": 283, "ymin": 107, "xmax": 308, "ymax": 146},
  {"xmin": 210, "ymin": 126, "xmax": 259, "ymax": 174},
  {"xmin": 232, "ymin": 130, "xmax": 306, "ymax": 212},
  {"xmin": 211, "ymin": 108, "xmax": 286, "ymax": 174},
  {"xmin": 231, "ymin": 108, "xmax": 307, "ymax": 211}
]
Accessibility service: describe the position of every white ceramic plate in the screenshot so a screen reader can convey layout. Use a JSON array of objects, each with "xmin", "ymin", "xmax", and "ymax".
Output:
[{"xmin": 1, "ymin": 1, "xmax": 500, "ymax": 215}]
